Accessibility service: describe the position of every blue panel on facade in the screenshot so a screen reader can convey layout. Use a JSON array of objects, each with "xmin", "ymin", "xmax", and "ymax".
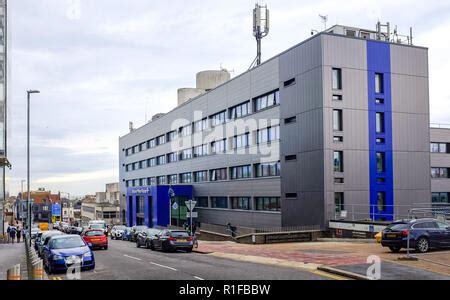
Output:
[
  {"xmin": 126, "ymin": 185, "xmax": 193, "ymax": 228},
  {"xmin": 367, "ymin": 41, "xmax": 394, "ymax": 221}
]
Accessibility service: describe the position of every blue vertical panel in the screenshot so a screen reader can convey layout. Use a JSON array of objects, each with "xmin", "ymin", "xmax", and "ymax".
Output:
[
  {"xmin": 367, "ymin": 41, "xmax": 394, "ymax": 221},
  {"xmin": 144, "ymin": 194, "xmax": 150, "ymax": 227}
]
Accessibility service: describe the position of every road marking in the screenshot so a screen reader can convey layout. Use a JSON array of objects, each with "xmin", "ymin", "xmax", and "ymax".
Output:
[
  {"xmin": 149, "ymin": 261, "xmax": 177, "ymax": 271},
  {"xmin": 194, "ymin": 276, "xmax": 205, "ymax": 280},
  {"xmin": 313, "ymin": 270, "xmax": 349, "ymax": 280},
  {"xmin": 123, "ymin": 254, "xmax": 142, "ymax": 261}
]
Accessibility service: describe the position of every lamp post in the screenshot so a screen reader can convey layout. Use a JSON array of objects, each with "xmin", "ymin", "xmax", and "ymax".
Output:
[{"xmin": 27, "ymin": 90, "xmax": 39, "ymax": 246}]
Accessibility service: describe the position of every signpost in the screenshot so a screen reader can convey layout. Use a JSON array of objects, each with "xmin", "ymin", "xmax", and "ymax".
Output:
[{"xmin": 185, "ymin": 200, "xmax": 197, "ymax": 236}]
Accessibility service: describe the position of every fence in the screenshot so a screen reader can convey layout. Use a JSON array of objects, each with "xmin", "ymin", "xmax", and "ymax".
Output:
[{"xmin": 24, "ymin": 235, "xmax": 46, "ymax": 280}]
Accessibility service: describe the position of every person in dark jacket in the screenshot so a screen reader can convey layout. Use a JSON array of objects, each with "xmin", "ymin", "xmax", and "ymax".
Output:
[
  {"xmin": 9, "ymin": 226, "xmax": 17, "ymax": 244},
  {"xmin": 16, "ymin": 227, "xmax": 22, "ymax": 243}
]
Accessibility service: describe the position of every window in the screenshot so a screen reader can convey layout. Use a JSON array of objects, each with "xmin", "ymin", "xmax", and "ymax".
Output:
[
  {"xmin": 194, "ymin": 119, "xmax": 208, "ymax": 132},
  {"xmin": 147, "ymin": 158, "xmax": 156, "ymax": 168},
  {"xmin": 230, "ymin": 165, "xmax": 252, "ymax": 180},
  {"xmin": 254, "ymin": 90, "xmax": 280, "ymax": 112},
  {"xmin": 255, "ymin": 162, "xmax": 281, "ymax": 177},
  {"xmin": 431, "ymin": 143, "xmax": 449, "ymax": 153},
  {"xmin": 139, "ymin": 142, "xmax": 146, "ymax": 152},
  {"xmin": 180, "ymin": 148, "xmax": 193, "ymax": 161},
  {"xmin": 333, "ymin": 109, "xmax": 343, "ymax": 131},
  {"xmin": 334, "ymin": 178, "xmax": 344, "ymax": 184},
  {"xmin": 376, "ymin": 112, "xmax": 385, "ymax": 133},
  {"xmin": 375, "ymin": 73, "xmax": 384, "ymax": 94},
  {"xmin": 157, "ymin": 176, "xmax": 166, "ymax": 185},
  {"xmin": 193, "ymin": 144, "xmax": 208, "ymax": 157},
  {"xmin": 210, "ymin": 168, "xmax": 227, "ymax": 181},
  {"xmin": 168, "ymin": 174, "xmax": 178, "ymax": 185},
  {"xmin": 332, "ymin": 68, "xmax": 342, "ymax": 90},
  {"xmin": 167, "ymin": 130, "xmax": 177, "ymax": 142},
  {"xmin": 284, "ymin": 78, "xmax": 296, "ymax": 87},
  {"xmin": 376, "ymin": 152, "xmax": 386, "ymax": 173},
  {"xmin": 255, "ymin": 197, "xmax": 281, "ymax": 211},
  {"xmin": 137, "ymin": 196, "xmax": 145, "ymax": 214},
  {"xmin": 133, "ymin": 145, "xmax": 139, "ymax": 154},
  {"xmin": 157, "ymin": 155, "xmax": 166, "ymax": 166},
  {"xmin": 133, "ymin": 162, "xmax": 138, "ymax": 170},
  {"xmin": 232, "ymin": 133, "xmax": 250, "ymax": 149},
  {"xmin": 333, "ymin": 95, "xmax": 343, "ymax": 101},
  {"xmin": 126, "ymin": 164, "xmax": 131, "ymax": 172},
  {"xmin": 335, "ymin": 193, "xmax": 344, "ymax": 212},
  {"xmin": 333, "ymin": 136, "xmax": 344, "ymax": 143},
  {"xmin": 139, "ymin": 178, "xmax": 145, "ymax": 186},
  {"xmin": 194, "ymin": 171, "xmax": 208, "ymax": 183},
  {"xmin": 334, "ymin": 151, "xmax": 344, "ymax": 172},
  {"xmin": 211, "ymin": 139, "xmax": 227, "ymax": 154},
  {"xmin": 432, "ymin": 192, "xmax": 449, "ymax": 204},
  {"xmin": 210, "ymin": 111, "xmax": 226, "ymax": 127},
  {"xmin": 211, "ymin": 197, "xmax": 228, "ymax": 209},
  {"xmin": 195, "ymin": 197, "xmax": 209, "ymax": 208},
  {"xmin": 285, "ymin": 116, "xmax": 296, "ymax": 124},
  {"xmin": 179, "ymin": 124, "xmax": 192, "ymax": 137},
  {"xmin": 431, "ymin": 168, "xmax": 450, "ymax": 179},
  {"xmin": 257, "ymin": 125, "xmax": 280, "ymax": 144},
  {"xmin": 376, "ymin": 138, "xmax": 385, "ymax": 144},
  {"xmin": 285, "ymin": 155, "xmax": 297, "ymax": 161},
  {"xmin": 148, "ymin": 177, "xmax": 156, "ymax": 186},
  {"xmin": 375, "ymin": 98, "xmax": 384, "ymax": 105},
  {"xmin": 377, "ymin": 192, "xmax": 386, "ymax": 211},
  {"xmin": 147, "ymin": 139, "xmax": 156, "ymax": 149},
  {"xmin": 231, "ymin": 197, "xmax": 251, "ymax": 210},
  {"xmin": 156, "ymin": 135, "xmax": 166, "ymax": 145},
  {"xmin": 286, "ymin": 193, "xmax": 298, "ymax": 199},
  {"xmin": 167, "ymin": 152, "xmax": 178, "ymax": 163},
  {"xmin": 126, "ymin": 148, "xmax": 132, "ymax": 156},
  {"xmin": 229, "ymin": 101, "xmax": 251, "ymax": 119},
  {"xmin": 180, "ymin": 173, "xmax": 192, "ymax": 184}
]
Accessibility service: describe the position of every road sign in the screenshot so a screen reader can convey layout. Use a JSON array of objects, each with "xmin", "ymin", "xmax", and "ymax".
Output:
[
  {"xmin": 172, "ymin": 202, "xmax": 179, "ymax": 210},
  {"xmin": 185, "ymin": 200, "xmax": 197, "ymax": 211},
  {"xmin": 186, "ymin": 212, "xmax": 198, "ymax": 218},
  {"xmin": 52, "ymin": 203, "xmax": 61, "ymax": 216}
]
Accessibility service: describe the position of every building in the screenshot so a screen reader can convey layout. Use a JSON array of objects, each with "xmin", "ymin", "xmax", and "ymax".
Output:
[
  {"xmin": 119, "ymin": 23, "xmax": 432, "ymax": 230},
  {"xmin": 81, "ymin": 183, "xmax": 121, "ymax": 225},
  {"xmin": 430, "ymin": 127, "xmax": 450, "ymax": 205},
  {"xmin": 20, "ymin": 189, "xmax": 61, "ymax": 223}
]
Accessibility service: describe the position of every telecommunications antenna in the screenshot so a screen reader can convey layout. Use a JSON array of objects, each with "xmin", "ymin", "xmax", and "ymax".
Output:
[
  {"xmin": 319, "ymin": 14, "xmax": 328, "ymax": 30},
  {"xmin": 249, "ymin": 3, "xmax": 270, "ymax": 69}
]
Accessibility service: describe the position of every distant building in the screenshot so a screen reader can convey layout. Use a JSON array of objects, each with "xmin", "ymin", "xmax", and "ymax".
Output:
[
  {"xmin": 20, "ymin": 189, "xmax": 60, "ymax": 223},
  {"xmin": 81, "ymin": 183, "xmax": 121, "ymax": 225}
]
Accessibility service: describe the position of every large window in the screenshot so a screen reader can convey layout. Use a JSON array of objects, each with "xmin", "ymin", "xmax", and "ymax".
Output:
[
  {"xmin": 167, "ymin": 130, "xmax": 178, "ymax": 142},
  {"xmin": 255, "ymin": 162, "xmax": 281, "ymax": 177},
  {"xmin": 137, "ymin": 196, "xmax": 145, "ymax": 214},
  {"xmin": 167, "ymin": 152, "xmax": 178, "ymax": 163},
  {"xmin": 194, "ymin": 171, "xmax": 208, "ymax": 183},
  {"xmin": 375, "ymin": 73, "xmax": 384, "ymax": 94},
  {"xmin": 210, "ymin": 111, "xmax": 226, "ymax": 127},
  {"xmin": 147, "ymin": 158, "xmax": 156, "ymax": 168},
  {"xmin": 210, "ymin": 168, "xmax": 227, "ymax": 181},
  {"xmin": 376, "ymin": 152, "xmax": 386, "ymax": 173},
  {"xmin": 180, "ymin": 173, "xmax": 192, "ymax": 184},
  {"xmin": 195, "ymin": 197, "xmax": 209, "ymax": 208},
  {"xmin": 193, "ymin": 144, "xmax": 208, "ymax": 158},
  {"xmin": 232, "ymin": 133, "xmax": 250, "ymax": 149},
  {"xmin": 431, "ymin": 168, "xmax": 450, "ymax": 179},
  {"xmin": 211, "ymin": 197, "xmax": 228, "ymax": 209},
  {"xmin": 257, "ymin": 125, "xmax": 280, "ymax": 144},
  {"xmin": 431, "ymin": 143, "xmax": 449, "ymax": 153},
  {"xmin": 230, "ymin": 165, "xmax": 252, "ymax": 180},
  {"xmin": 157, "ymin": 155, "xmax": 166, "ymax": 166},
  {"xmin": 231, "ymin": 197, "xmax": 251, "ymax": 210},
  {"xmin": 168, "ymin": 174, "xmax": 178, "ymax": 185},
  {"xmin": 334, "ymin": 151, "xmax": 344, "ymax": 173},
  {"xmin": 156, "ymin": 135, "xmax": 166, "ymax": 145},
  {"xmin": 147, "ymin": 139, "xmax": 156, "ymax": 149},
  {"xmin": 377, "ymin": 192, "xmax": 386, "ymax": 212},
  {"xmin": 254, "ymin": 90, "xmax": 280, "ymax": 112},
  {"xmin": 332, "ymin": 68, "xmax": 342, "ymax": 90},
  {"xmin": 376, "ymin": 112, "xmax": 385, "ymax": 133},
  {"xmin": 229, "ymin": 101, "xmax": 251, "ymax": 119},
  {"xmin": 179, "ymin": 124, "xmax": 192, "ymax": 137},
  {"xmin": 157, "ymin": 176, "xmax": 166, "ymax": 185},
  {"xmin": 432, "ymin": 193, "xmax": 449, "ymax": 204},
  {"xmin": 194, "ymin": 119, "xmax": 208, "ymax": 132},
  {"xmin": 211, "ymin": 139, "xmax": 227, "ymax": 154},
  {"xmin": 180, "ymin": 148, "xmax": 193, "ymax": 161},
  {"xmin": 335, "ymin": 192, "xmax": 344, "ymax": 213},
  {"xmin": 255, "ymin": 197, "xmax": 281, "ymax": 212},
  {"xmin": 333, "ymin": 109, "xmax": 343, "ymax": 131},
  {"xmin": 148, "ymin": 177, "xmax": 156, "ymax": 186}
]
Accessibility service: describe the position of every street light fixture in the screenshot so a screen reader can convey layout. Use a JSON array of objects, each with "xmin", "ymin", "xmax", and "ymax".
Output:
[{"xmin": 27, "ymin": 90, "xmax": 40, "ymax": 246}]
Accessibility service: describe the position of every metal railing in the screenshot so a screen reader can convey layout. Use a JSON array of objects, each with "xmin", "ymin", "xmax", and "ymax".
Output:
[{"xmin": 24, "ymin": 234, "xmax": 46, "ymax": 280}]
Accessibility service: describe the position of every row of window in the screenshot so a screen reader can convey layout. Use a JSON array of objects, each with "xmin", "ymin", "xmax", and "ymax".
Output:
[
  {"xmin": 335, "ymin": 191, "xmax": 388, "ymax": 213},
  {"xmin": 125, "ymin": 161, "xmax": 281, "ymax": 187},
  {"xmin": 125, "ymin": 126, "xmax": 280, "ymax": 172},
  {"xmin": 332, "ymin": 109, "xmax": 385, "ymax": 134},
  {"xmin": 332, "ymin": 68, "xmax": 384, "ymax": 94},
  {"xmin": 431, "ymin": 168, "xmax": 450, "ymax": 179},
  {"xmin": 124, "ymin": 90, "xmax": 280, "ymax": 157},
  {"xmin": 195, "ymin": 196, "xmax": 281, "ymax": 212},
  {"xmin": 431, "ymin": 143, "xmax": 450, "ymax": 154}
]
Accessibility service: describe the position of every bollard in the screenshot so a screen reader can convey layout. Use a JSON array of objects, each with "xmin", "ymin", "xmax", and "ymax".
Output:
[
  {"xmin": 7, "ymin": 264, "xmax": 21, "ymax": 280},
  {"xmin": 31, "ymin": 260, "xmax": 44, "ymax": 280}
]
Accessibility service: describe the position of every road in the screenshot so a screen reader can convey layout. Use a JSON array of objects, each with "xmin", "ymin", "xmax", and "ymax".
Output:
[{"xmin": 49, "ymin": 239, "xmax": 331, "ymax": 280}]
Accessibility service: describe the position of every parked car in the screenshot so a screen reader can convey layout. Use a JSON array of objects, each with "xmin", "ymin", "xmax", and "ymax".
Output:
[
  {"xmin": 136, "ymin": 228, "xmax": 162, "ymax": 248},
  {"xmin": 111, "ymin": 225, "xmax": 127, "ymax": 240},
  {"xmin": 67, "ymin": 226, "xmax": 83, "ymax": 235},
  {"xmin": 381, "ymin": 218, "xmax": 450, "ymax": 253},
  {"xmin": 150, "ymin": 229, "xmax": 193, "ymax": 252},
  {"xmin": 35, "ymin": 232, "xmax": 45, "ymax": 251},
  {"xmin": 42, "ymin": 235, "xmax": 95, "ymax": 274},
  {"xmin": 37, "ymin": 231, "xmax": 65, "ymax": 257},
  {"xmin": 121, "ymin": 227, "xmax": 133, "ymax": 241},
  {"xmin": 31, "ymin": 227, "xmax": 41, "ymax": 239},
  {"xmin": 82, "ymin": 230, "xmax": 108, "ymax": 250},
  {"xmin": 130, "ymin": 226, "xmax": 148, "ymax": 242}
]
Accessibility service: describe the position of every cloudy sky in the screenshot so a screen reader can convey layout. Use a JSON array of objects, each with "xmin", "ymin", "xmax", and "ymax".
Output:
[{"xmin": 5, "ymin": 0, "xmax": 450, "ymax": 197}]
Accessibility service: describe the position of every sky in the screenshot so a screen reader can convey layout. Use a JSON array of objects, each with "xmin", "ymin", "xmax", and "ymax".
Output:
[{"xmin": 5, "ymin": 0, "xmax": 450, "ymax": 198}]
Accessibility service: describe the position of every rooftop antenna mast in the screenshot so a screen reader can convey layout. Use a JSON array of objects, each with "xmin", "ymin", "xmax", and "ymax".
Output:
[
  {"xmin": 249, "ymin": 3, "xmax": 270, "ymax": 70},
  {"xmin": 319, "ymin": 15, "xmax": 328, "ymax": 30}
]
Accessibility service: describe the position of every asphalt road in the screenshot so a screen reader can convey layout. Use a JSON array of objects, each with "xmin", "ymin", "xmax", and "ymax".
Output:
[{"xmin": 51, "ymin": 239, "xmax": 330, "ymax": 280}]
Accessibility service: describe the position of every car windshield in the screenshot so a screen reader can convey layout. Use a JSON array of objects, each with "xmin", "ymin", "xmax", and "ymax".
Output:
[
  {"xmin": 86, "ymin": 230, "xmax": 104, "ymax": 237},
  {"xmin": 387, "ymin": 223, "xmax": 409, "ymax": 231},
  {"xmin": 51, "ymin": 236, "xmax": 85, "ymax": 249},
  {"xmin": 170, "ymin": 231, "xmax": 189, "ymax": 238},
  {"xmin": 90, "ymin": 224, "xmax": 105, "ymax": 229}
]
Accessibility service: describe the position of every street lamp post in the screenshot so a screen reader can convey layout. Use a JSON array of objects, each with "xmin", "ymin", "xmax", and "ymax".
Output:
[{"xmin": 27, "ymin": 90, "xmax": 39, "ymax": 246}]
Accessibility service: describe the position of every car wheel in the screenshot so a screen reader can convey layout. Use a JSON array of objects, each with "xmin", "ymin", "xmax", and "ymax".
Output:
[
  {"xmin": 186, "ymin": 248, "xmax": 193, "ymax": 253},
  {"xmin": 389, "ymin": 246, "xmax": 401, "ymax": 253},
  {"xmin": 416, "ymin": 237, "xmax": 429, "ymax": 253},
  {"xmin": 145, "ymin": 241, "xmax": 150, "ymax": 249},
  {"xmin": 136, "ymin": 241, "xmax": 140, "ymax": 248},
  {"xmin": 150, "ymin": 241, "xmax": 155, "ymax": 251}
]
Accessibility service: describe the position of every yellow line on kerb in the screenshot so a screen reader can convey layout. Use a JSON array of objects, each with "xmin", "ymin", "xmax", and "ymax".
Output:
[{"xmin": 313, "ymin": 270, "xmax": 350, "ymax": 280}]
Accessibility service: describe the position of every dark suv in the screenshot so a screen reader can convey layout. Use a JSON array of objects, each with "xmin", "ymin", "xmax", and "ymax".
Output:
[{"xmin": 381, "ymin": 218, "xmax": 450, "ymax": 253}]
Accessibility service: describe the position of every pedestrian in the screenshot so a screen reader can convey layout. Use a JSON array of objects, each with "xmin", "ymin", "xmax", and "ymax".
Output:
[
  {"xmin": 9, "ymin": 226, "xmax": 16, "ymax": 244},
  {"xmin": 16, "ymin": 226, "xmax": 22, "ymax": 243},
  {"xmin": 6, "ymin": 226, "xmax": 11, "ymax": 243}
]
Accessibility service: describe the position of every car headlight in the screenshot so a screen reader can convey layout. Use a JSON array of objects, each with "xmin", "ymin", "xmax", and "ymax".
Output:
[
  {"xmin": 53, "ymin": 255, "xmax": 64, "ymax": 261},
  {"xmin": 83, "ymin": 252, "xmax": 92, "ymax": 258}
]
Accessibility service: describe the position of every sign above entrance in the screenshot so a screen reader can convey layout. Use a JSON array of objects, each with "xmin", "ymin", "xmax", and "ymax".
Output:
[{"xmin": 131, "ymin": 187, "xmax": 150, "ymax": 194}]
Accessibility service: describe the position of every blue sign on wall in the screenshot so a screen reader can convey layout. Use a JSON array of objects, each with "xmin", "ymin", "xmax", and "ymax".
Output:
[{"xmin": 52, "ymin": 203, "xmax": 61, "ymax": 216}]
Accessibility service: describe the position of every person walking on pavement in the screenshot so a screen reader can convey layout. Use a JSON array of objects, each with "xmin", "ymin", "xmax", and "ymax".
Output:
[
  {"xmin": 16, "ymin": 226, "xmax": 22, "ymax": 243},
  {"xmin": 6, "ymin": 225, "xmax": 11, "ymax": 243},
  {"xmin": 9, "ymin": 226, "xmax": 17, "ymax": 244}
]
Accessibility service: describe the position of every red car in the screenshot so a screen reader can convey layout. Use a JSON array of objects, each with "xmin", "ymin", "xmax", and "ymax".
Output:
[{"xmin": 82, "ymin": 230, "xmax": 108, "ymax": 250}]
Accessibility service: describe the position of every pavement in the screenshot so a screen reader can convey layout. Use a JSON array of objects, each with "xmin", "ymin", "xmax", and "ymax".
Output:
[
  {"xmin": 193, "ymin": 240, "xmax": 450, "ymax": 280},
  {"xmin": 0, "ymin": 241, "xmax": 28, "ymax": 280}
]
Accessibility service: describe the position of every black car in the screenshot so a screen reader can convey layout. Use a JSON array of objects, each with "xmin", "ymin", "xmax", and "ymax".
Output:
[
  {"xmin": 67, "ymin": 226, "xmax": 83, "ymax": 235},
  {"xmin": 130, "ymin": 226, "xmax": 148, "ymax": 242},
  {"xmin": 136, "ymin": 228, "xmax": 162, "ymax": 248},
  {"xmin": 381, "ymin": 218, "xmax": 450, "ymax": 253},
  {"xmin": 150, "ymin": 230, "xmax": 193, "ymax": 253}
]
